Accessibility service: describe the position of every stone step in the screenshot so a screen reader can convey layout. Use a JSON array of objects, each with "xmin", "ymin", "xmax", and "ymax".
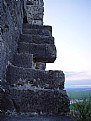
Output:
[
  {"xmin": 10, "ymin": 88, "xmax": 70, "ymax": 114},
  {"xmin": 20, "ymin": 34, "xmax": 54, "ymax": 44},
  {"xmin": 18, "ymin": 42, "xmax": 56, "ymax": 63},
  {"xmin": 22, "ymin": 29, "xmax": 52, "ymax": 36},
  {"xmin": 23, "ymin": 24, "xmax": 52, "ymax": 33},
  {"xmin": 13, "ymin": 53, "xmax": 33, "ymax": 68},
  {"xmin": 6, "ymin": 65, "xmax": 65, "ymax": 90}
]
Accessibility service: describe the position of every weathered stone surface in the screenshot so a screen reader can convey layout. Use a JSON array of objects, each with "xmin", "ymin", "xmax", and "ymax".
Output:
[
  {"xmin": 23, "ymin": 24, "xmax": 52, "ymax": 33},
  {"xmin": 10, "ymin": 88, "xmax": 70, "ymax": 114},
  {"xmin": 13, "ymin": 53, "xmax": 33, "ymax": 68},
  {"xmin": 47, "ymin": 70, "xmax": 65, "ymax": 89},
  {"xmin": 33, "ymin": 62, "xmax": 46, "ymax": 70},
  {"xmin": 18, "ymin": 42, "xmax": 56, "ymax": 63},
  {"xmin": 1, "ymin": 0, "xmax": 70, "ymax": 115},
  {"xmin": 20, "ymin": 34, "xmax": 54, "ymax": 44},
  {"xmin": 0, "ymin": 87, "xmax": 14, "ymax": 112},
  {"xmin": 6, "ymin": 65, "xmax": 64, "ymax": 90},
  {"xmin": 22, "ymin": 28, "xmax": 52, "ymax": 36},
  {"xmin": 26, "ymin": 5, "xmax": 44, "ymax": 20},
  {"xmin": 0, "ymin": 0, "xmax": 23, "ymax": 80},
  {"xmin": 26, "ymin": 0, "xmax": 44, "ymax": 25}
]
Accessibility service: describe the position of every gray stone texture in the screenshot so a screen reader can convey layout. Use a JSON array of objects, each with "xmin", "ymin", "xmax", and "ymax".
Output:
[
  {"xmin": 0, "ymin": 0, "xmax": 23, "ymax": 80},
  {"xmin": 18, "ymin": 42, "xmax": 56, "ymax": 63},
  {"xmin": 6, "ymin": 65, "xmax": 64, "ymax": 90},
  {"xmin": 0, "ymin": 0, "xmax": 70, "ymax": 115},
  {"xmin": 10, "ymin": 88, "xmax": 70, "ymax": 114},
  {"xmin": 22, "ymin": 28, "xmax": 52, "ymax": 36},
  {"xmin": 20, "ymin": 34, "xmax": 54, "ymax": 44},
  {"xmin": 0, "ymin": 86, "xmax": 14, "ymax": 112},
  {"xmin": 34, "ymin": 62, "xmax": 46, "ymax": 70},
  {"xmin": 26, "ymin": 0, "xmax": 44, "ymax": 25},
  {"xmin": 23, "ymin": 24, "xmax": 52, "ymax": 33},
  {"xmin": 13, "ymin": 53, "xmax": 33, "ymax": 68}
]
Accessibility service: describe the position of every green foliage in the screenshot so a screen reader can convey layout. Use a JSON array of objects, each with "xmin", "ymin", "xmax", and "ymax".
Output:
[
  {"xmin": 67, "ymin": 89, "xmax": 91, "ymax": 100},
  {"xmin": 71, "ymin": 97, "xmax": 91, "ymax": 121}
]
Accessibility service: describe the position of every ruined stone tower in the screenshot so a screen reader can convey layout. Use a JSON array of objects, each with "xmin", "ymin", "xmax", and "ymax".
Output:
[{"xmin": 0, "ymin": 0, "xmax": 69, "ymax": 115}]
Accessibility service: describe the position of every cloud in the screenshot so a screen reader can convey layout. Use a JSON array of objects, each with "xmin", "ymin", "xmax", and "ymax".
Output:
[
  {"xmin": 74, "ymin": 84, "xmax": 91, "ymax": 88},
  {"xmin": 65, "ymin": 71, "xmax": 91, "ymax": 81}
]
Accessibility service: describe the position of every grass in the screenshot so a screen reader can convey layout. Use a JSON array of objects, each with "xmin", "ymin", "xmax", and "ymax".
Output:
[{"xmin": 71, "ymin": 98, "xmax": 91, "ymax": 121}]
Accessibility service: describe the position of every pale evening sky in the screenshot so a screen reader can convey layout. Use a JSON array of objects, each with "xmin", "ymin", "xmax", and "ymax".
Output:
[{"xmin": 44, "ymin": 0, "xmax": 91, "ymax": 88}]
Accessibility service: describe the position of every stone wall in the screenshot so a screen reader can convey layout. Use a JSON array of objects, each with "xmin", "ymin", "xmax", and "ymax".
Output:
[
  {"xmin": 0, "ymin": 0, "xmax": 24, "ymax": 80},
  {"xmin": 0, "ymin": 0, "xmax": 70, "ymax": 115}
]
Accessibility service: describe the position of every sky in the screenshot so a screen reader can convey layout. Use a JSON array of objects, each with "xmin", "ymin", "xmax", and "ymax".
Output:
[{"xmin": 44, "ymin": 0, "xmax": 91, "ymax": 88}]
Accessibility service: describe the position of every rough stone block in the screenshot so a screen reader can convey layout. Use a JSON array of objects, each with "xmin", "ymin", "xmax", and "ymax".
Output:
[
  {"xmin": 22, "ymin": 28, "xmax": 52, "ymax": 36},
  {"xmin": 10, "ymin": 88, "xmax": 70, "ymax": 114},
  {"xmin": 26, "ymin": 6, "xmax": 44, "ymax": 19},
  {"xmin": 47, "ymin": 70, "xmax": 65, "ymax": 89},
  {"xmin": 13, "ymin": 53, "xmax": 33, "ymax": 68},
  {"xmin": 20, "ymin": 34, "xmax": 54, "ymax": 44},
  {"xmin": 23, "ymin": 24, "xmax": 52, "ymax": 33},
  {"xmin": 6, "ymin": 65, "xmax": 64, "ymax": 90},
  {"xmin": 18, "ymin": 42, "xmax": 56, "ymax": 63},
  {"xmin": 26, "ymin": 3, "xmax": 44, "ymax": 25},
  {"xmin": 26, "ymin": 5, "xmax": 44, "ymax": 14}
]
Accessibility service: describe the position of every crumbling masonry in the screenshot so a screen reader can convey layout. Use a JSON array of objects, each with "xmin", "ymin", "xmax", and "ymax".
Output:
[{"xmin": 0, "ymin": 0, "xmax": 70, "ymax": 115}]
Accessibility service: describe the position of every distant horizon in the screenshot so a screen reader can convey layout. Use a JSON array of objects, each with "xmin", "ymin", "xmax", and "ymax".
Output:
[
  {"xmin": 44, "ymin": 0, "xmax": 91, "ymax": 88},
  {"xmin": 65, "ymin": 84, "xmax": 91, "ymax": 89}
]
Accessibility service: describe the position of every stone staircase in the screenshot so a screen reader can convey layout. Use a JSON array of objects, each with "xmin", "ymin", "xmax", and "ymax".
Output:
[{"xmin": 6, "ymin": 23, "xmax": 70, "ymax": 115}]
